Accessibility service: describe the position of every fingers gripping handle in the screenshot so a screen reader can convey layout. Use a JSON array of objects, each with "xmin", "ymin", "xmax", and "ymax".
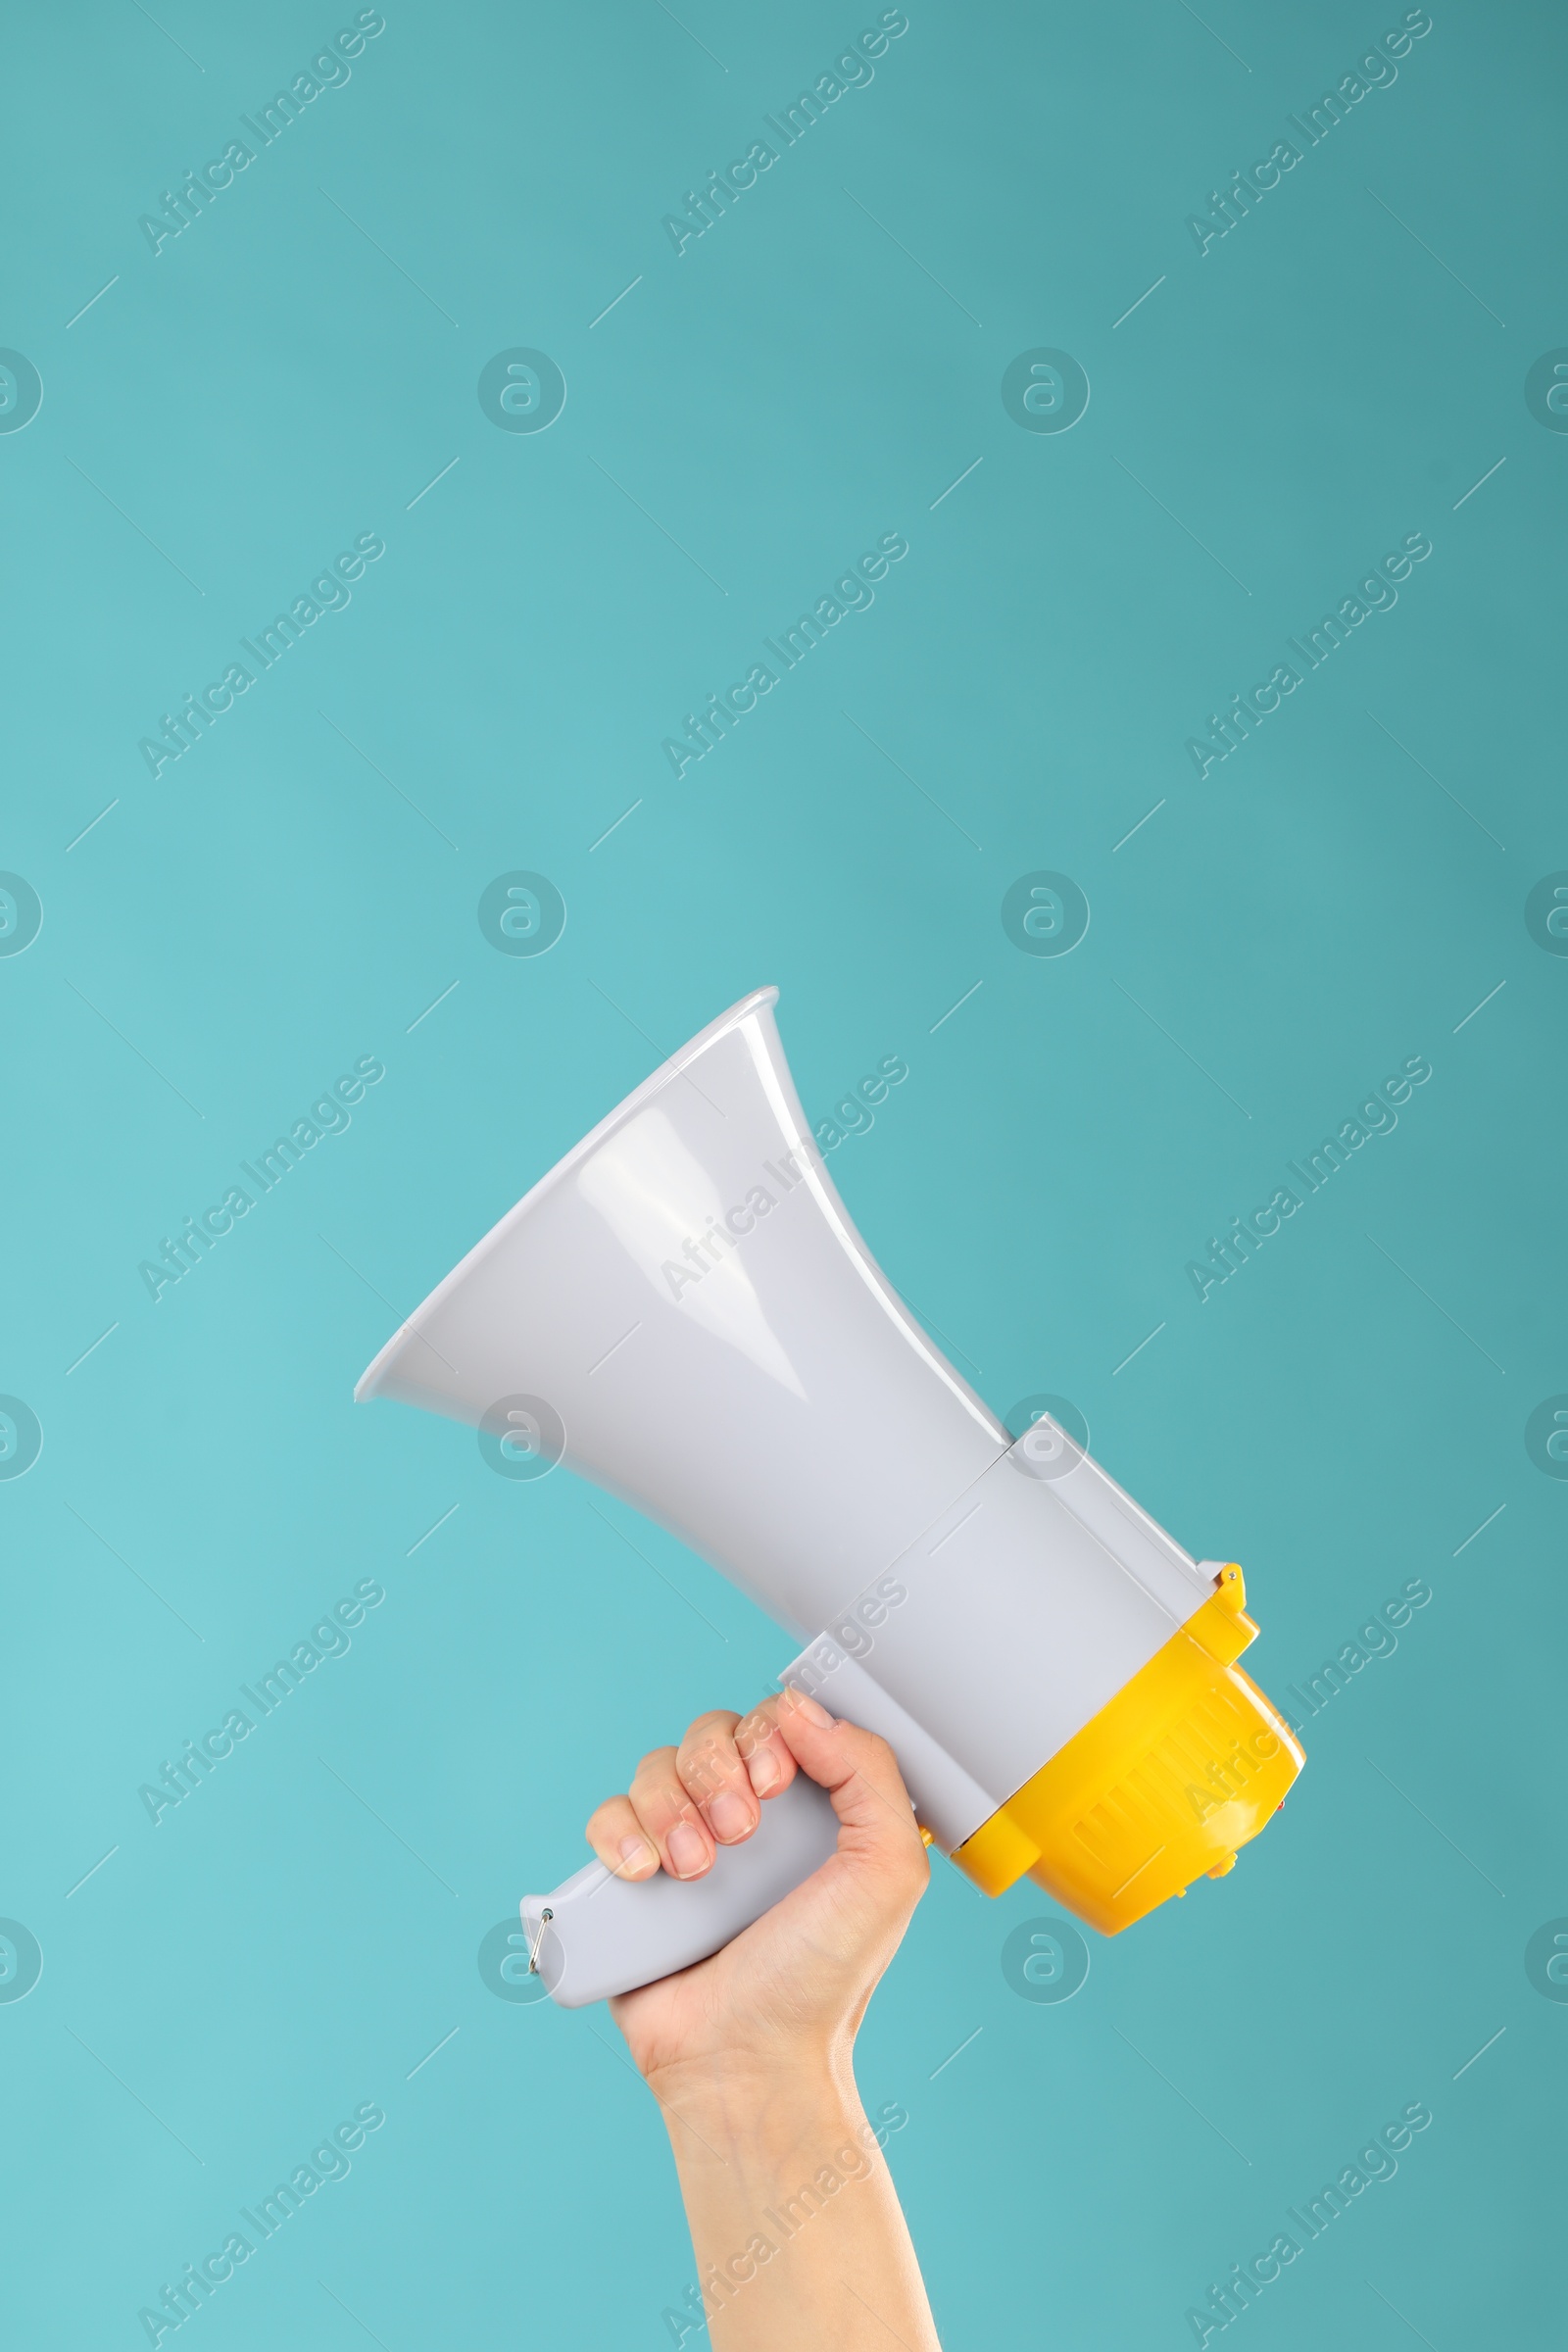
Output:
[{"xmin": 520, "ymin": 1775, "xmax": 840, "ymax": 2008}]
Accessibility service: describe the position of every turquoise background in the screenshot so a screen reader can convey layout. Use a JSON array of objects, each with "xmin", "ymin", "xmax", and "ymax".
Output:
[{"xmin": 3, "ymin": 0, "xmax": 1564, "ymax": 2343}]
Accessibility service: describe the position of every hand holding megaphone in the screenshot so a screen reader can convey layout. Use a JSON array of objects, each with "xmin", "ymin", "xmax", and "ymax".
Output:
[
  {"xmin": 357, "ymin": 989, "xmax": 1302, "ymax": 2007},
  {"xmin": 575, "ymin": 1688, "xmax": 930, "ymax": 2077}
]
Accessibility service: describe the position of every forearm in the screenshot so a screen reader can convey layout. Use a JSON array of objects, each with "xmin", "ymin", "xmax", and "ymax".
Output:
[{"xmin": 657, "ymin": 2054, "xmax": 941, "ymax": 2351}]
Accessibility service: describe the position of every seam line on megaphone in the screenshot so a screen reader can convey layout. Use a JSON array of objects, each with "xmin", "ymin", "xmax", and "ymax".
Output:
[
  {"xmin": 794, "ymin": 1419, "xmax": 1212, "ymax": 1697},
  {"xmin": 1011, "ymin": 1413, "xmax": 1213, "ymax": 1598}
]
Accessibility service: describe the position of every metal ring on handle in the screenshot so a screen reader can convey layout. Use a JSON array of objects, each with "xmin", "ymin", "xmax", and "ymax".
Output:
[{"xmin": 527, "ymin": 1906, "xmax": 554, "ymax": 1973}]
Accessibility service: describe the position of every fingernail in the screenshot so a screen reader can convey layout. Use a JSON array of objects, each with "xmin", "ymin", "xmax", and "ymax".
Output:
[
  {"xmin": 786, "ymin": 1685, "xmax": 835, "ymax": 1730},
  {"xmin": 666, "ymin": 1822, "xmax": 709, "ymax": 1878},
  {"xmin": 708, "ymin": 1790, "xmax": 754, "ymax": 1841},
  {"xmin": 618, "ymin": 1835, "xmax": 655, "ymax": 1875},
  {"xmin": 747, "ymin": 1744, "xmax": 781, "ymax": 1794}
]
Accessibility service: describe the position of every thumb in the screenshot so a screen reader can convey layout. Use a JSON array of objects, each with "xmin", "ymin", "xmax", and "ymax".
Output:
[{"xmin": 774, "ymin": 1685, "xmax": 927, "ymax": 1875}]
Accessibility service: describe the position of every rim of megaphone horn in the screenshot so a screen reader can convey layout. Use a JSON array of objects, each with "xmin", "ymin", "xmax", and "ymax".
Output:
[{"xmin": 353, "ymin": 985, "xmax": 782, "ymax": 1404}]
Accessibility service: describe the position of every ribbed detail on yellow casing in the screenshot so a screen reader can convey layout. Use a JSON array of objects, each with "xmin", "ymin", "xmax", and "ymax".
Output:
[{"xmin": 949, "ymin": 1568, "xmax": 1303, "ymax": 1933}]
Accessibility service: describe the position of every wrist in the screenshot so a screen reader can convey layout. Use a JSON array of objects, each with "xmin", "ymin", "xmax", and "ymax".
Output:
[{"xmin": 648, "ymin": 2044, "xmax": 862, "ymax": 2166}]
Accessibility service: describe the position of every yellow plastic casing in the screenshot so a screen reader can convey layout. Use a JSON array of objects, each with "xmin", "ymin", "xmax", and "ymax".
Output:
[{"xmin": 949, "ymin": 1567, "xmax": 1302, "ymax": 1933}]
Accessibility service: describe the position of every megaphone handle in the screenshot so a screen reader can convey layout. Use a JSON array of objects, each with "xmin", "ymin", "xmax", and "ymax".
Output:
[{"xmin": 521, "ymin": 1773, "xmax": 842, "ymax": 2008}]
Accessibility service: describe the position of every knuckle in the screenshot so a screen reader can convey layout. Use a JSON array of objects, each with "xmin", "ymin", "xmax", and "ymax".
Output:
[
  {"xmin": 685, "ymin": 1708, "xmax": 739, "ymax": 1743},
  {"xmin": 680, "ymin": 1737, "xmax": 736, "ymax": 1792}
]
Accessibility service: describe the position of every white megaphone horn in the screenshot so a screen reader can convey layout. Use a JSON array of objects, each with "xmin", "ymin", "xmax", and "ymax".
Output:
[{"xmin": 356, "ymin": 987, "xmax": 1302, "ymax": 2005}]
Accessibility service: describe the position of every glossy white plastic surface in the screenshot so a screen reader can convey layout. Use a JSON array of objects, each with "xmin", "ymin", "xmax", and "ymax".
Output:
[
  {"xmin": 786, "ymin": 1425, "xmax": 1212, "ymax": 1850},
  {"xmin": 357, "ymin": 988, "xmax": 1007, "ymax": 1640},
  {"xmin": 520, "ymin": 1776, "xmax": 841, "ymax": 2008}
]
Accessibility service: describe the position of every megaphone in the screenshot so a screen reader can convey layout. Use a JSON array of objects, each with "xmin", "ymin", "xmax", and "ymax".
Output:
[{"xmin": 356, "ymin": 988, "xmax": 1302, "ymax": 2005}]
